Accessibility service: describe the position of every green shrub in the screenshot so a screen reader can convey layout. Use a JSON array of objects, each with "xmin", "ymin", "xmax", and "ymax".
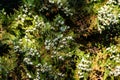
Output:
[{"xmin": 0, "ymin": 0, "xmax": 120, "ymax": 80}]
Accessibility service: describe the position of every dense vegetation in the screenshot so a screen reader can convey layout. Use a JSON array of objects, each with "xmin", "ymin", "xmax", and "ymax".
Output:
[{"xmin": 0, "ymin": 0, "xmax": 120, "ymax": 80}]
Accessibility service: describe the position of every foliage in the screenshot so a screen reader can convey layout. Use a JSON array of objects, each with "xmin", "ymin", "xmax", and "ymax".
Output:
[{"xmin": 0, "ymin": 0, "xmax": 120, "ymax": 80}]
